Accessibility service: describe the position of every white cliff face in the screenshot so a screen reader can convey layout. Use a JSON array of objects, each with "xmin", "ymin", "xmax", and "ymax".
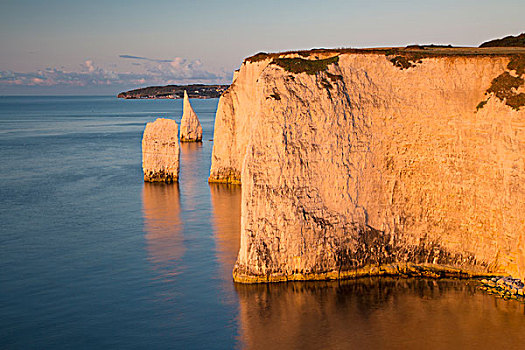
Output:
[
  {"xmin": 210, "ymin": 49, "xmax": 525, "ymax": 282},
  {"xmin": 142, "ymin": 118, "xmax": 180, "ymax": 183},
  {"xmin": 180, "ymin": 91, "xmax": 203, "ymax": 142},
  {"xmin": 208, "ymin": 60, "xmax": 272, "ymax": 183}
]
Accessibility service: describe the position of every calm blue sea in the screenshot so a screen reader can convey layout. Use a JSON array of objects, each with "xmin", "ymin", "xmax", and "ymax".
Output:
[{"xmin": 1, "ymin": 96, "xmax": 525, "ymax": 349}]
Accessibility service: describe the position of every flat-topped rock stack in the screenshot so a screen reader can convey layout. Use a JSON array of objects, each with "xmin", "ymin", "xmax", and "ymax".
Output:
[
  {"xmin": 142, "ymin": 118, "xmax": 180, "ymax": 183},
  {"xmin": 180, "ymin": 91, "xmax": 203, "ymax": 142}
]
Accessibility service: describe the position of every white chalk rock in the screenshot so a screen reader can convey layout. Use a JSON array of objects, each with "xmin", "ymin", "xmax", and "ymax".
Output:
[
  {"xmin": 142, "ymin": 118, "xmax": 180, "ymax": 182},
  {"xmin": 180, "ymin": 91, "xmax": 203, "ymax": 142}
]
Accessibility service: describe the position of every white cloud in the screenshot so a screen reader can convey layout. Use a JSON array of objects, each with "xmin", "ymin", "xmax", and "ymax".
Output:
[
  {"xmin": 0, "ymin": 56, "xmax": 231, "ymax": 92},
  {"xmin": 84, "ymin": 60, "xmax": 95, "ymax": 73}
]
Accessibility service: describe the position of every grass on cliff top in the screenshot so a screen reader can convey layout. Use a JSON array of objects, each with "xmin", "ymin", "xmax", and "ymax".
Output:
[
  {"xmin": 244, "ymin": 46, "xmax": 525, "ymax": 64},
  {"xmin": 270, "ymin": 56, "xmax": 339, "ymax": 75},
  {"xmin": 248, "ymin": 52, "xmax": 271, "ymax": 63}
]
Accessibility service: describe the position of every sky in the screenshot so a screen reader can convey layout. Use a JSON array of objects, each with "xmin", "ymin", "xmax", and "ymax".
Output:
[{"xmin": 0, "ymin": 0, "xmax": 523, "ymax": 95}]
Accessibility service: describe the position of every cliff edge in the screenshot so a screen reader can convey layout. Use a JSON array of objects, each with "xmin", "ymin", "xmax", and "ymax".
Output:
[{"xmin": 209, "ymin": 47, "xmax": 525, "ymax": 283}]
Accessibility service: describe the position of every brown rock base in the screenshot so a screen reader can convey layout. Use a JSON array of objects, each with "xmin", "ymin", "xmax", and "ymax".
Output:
[{"xmin": 233, "ymin": 263, "xmax": 499, "ymax": 284}]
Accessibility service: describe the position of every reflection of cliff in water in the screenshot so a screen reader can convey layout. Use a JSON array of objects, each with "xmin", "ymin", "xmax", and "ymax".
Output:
[
  {"xmin": 210, "ymin": 183, "xmax": 241, "ymax": 279},
  {"xmin": 236, "ymin": 278, "xmax": 525, "ymax": 349},
  {"xmin": 179, "ymin": 142, "xmax": 203, "ymax": 211},
  {"xmin": 142, "ymin": 182, "xmax": 182, "ymax": 281}
]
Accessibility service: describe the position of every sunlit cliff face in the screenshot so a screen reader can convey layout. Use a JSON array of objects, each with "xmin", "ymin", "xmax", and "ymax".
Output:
[{"xmin": 210, "ymin": 49, "xmax": 525, "ymax": 282}]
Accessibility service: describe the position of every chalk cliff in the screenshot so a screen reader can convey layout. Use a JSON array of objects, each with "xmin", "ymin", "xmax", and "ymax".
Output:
[
  {"xmin": 180, "ymin": 91, "xmax": 203, "ymax": 142},
  {"xmin": 209, "ymin": 47, "xmax": 525, "ymax": 282},
  {"xmin": 142, "ymin": 118, "xmax": 180, "ymax": 182}
]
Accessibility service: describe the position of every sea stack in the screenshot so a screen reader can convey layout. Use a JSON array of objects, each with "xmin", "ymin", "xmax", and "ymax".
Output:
[
  {"xmin": 142, "ymin": 118, "xmax": 180, "ymax": 183},
  {"xmin": 180, "ymin": 90, "xmax": 203, "ymax": 142}
]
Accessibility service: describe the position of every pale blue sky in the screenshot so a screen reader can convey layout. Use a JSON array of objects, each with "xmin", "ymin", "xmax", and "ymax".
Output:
[{"xmin": 0, "ymin": 0, "xmax": 523, "ymax": 94}]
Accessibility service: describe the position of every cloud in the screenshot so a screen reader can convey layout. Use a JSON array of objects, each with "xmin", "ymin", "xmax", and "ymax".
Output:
[
  {"xmin": 0, "ymin": 56, "xmax": 231, "ymax": 92},
  {"xmin": 119, "ymin": 54, "xmax": 172, "ymax": 63},
  {"xmin": 118, "ymin": 54, "xmax": 224, "ymax": 80},
  {"xmin": 84, "ymin": 60, "xmax": 96, "ymax": 73}
]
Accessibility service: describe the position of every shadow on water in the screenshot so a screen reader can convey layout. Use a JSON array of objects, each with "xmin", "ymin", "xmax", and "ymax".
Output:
[
  {"xmin": 235, "ymin": 277, "xmax": 525, "ymax": 350},
  {"xmin": 142, "ymin": 182, "xmax": 183, "ymax": 282}
]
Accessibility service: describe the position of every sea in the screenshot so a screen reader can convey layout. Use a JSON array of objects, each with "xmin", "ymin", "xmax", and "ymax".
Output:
[{"xmin": 1, "ymin": 96, "xmax": 525, "ymax": 349}]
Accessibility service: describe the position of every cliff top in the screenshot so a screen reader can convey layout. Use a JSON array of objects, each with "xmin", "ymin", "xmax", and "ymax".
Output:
[
  {"xmin": 245, "ymin": 46, "xmax": 525, "ymax": 63},
  {"xmin": 242, "ymin": 45, "xmax": 525, "ymax": 111},
  {"xmin": 244, "ymin": 46, "xmax": 525, "ymax": 83}
]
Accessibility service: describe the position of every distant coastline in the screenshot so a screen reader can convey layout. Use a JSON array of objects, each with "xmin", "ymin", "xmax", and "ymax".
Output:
[{"xmin": 117, "ymin": 84, "xmax": 229, "ymax": 99}]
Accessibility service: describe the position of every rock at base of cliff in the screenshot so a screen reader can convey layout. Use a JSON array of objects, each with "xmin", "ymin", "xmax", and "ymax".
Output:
[
  {"xmin": 142, "ymin": 118, "xmax": 180, "ymax": 183},
  {"xmin": 180, "ymin": 90, "xmax": 203, "ymax": 142},
  {"xmin": 207, "ymin": 167, "xmax": 242, "ymax": 184}
]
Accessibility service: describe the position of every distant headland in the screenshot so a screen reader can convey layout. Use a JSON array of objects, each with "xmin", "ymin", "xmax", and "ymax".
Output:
[
  {"xmin": 479, "ymin": 32, "xmax": 525, "ymax": 48},
  {"xmin": 117, "ymin": 84, "xmax": 229, "ymax": 99}
]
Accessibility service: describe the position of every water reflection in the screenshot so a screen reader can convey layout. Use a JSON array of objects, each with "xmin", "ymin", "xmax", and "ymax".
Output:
[
  {"xmin": 209, "ymin": 183, "xmax": 242, "ymax": 279},
  {"xmin": 142, "ymin": 182, "xmax": 182, "ymax": 281},
  {"xmin": 179, "ymin": 142, "xmax": 203, "ymax": 211},
  {"xmin": 236, "ymin": 278, "xmax": 525, "ymax": 349}
]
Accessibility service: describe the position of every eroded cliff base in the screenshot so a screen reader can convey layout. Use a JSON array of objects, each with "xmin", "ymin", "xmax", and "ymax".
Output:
[
  {"xmin": 233, "ymin": 263, "xmax": 499, "ymax": 284},
  {"xmin": 143, "ymin": 169, "xmax": 178, "ymax": 183},
  {"xmin": 208, "ymin": 167, "xmax": 241, "ymax": 184}
]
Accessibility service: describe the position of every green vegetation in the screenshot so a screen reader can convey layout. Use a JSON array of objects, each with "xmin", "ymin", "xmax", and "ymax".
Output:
[
  {"xmin": 271, "ymin": 56, "xmax": 339, "ymax": 75},
  {"xmin": 479, "ymin": 33, "xmax": 525, "ymax": 48},
  {"xmin": 117, "ymin": 84, "xmax": 229, "ymax": 99},
  {"xmin": 384, "ymin": 49, "xmax": 425, "ymax": 70},
  {"xmin": 389, "ymin": 56, "xmax": 416, "ymax": 69},
  {"xmin": 486, "ymin": 72, "xmax": 523, "ymax": 100},
  {"xmin": 243, "ymin": 45, "xmax": 525, "ymax": 110},
  {"xmin": 476, "ymin": 100, "xmax": 488, "ymax": 111},
  {"xmin": 478, "ymin": 55, "xmax": 525, "ymax": 111},
  {"xmin": 247, "ymin": 52, "xmax": 270, "ymax": 63},
  {"xmin": 244, "ymin": 45, "xmax": 525, "ymax": 65},
  {"xmin": 506, "ymin": 93, "xmax": 525, "ymax": 110},
  {"xmin": 508, "ymin": 54, "xmax": 525, "ymax": 75}
]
